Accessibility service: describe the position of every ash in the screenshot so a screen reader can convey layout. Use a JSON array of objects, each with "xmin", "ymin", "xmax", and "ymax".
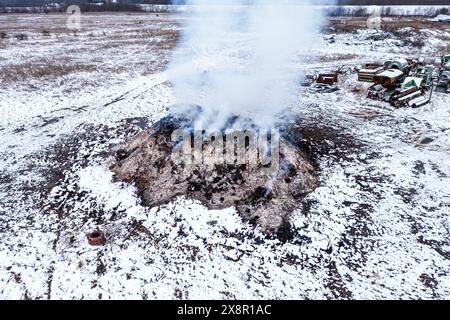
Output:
[{"xmin": 111, "ymin": 107, "xmax": 318, "ymax": 232}]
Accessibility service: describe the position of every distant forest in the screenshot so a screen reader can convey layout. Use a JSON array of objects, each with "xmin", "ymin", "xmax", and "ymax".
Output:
[{"xmin": 1, "ymin": 0, "xmax": 450, "ymax": 7}]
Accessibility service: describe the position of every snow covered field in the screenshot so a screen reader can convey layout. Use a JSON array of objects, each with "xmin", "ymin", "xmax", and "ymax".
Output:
[
  {"xmin": 138, "ymin": 5, "xmax": 450, "ymax": 17},
  {"xmin": 0, "ymin": 12, "xmax": 449, "ymax": 299}
]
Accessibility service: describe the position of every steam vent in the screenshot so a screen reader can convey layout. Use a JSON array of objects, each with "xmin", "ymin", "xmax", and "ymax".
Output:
[{"xmin": 111, "ymin": 106, "xmax": 318, "ymax": 232}]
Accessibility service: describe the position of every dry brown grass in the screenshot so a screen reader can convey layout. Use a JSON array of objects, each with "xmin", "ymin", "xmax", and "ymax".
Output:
[
  {"xmin": 0, "ymin": 13, "xmax": 181, "ymax": 88},
  {"xmin": 1, "ymin": 61, "xmax": 98, "ymax": 82},
  {"xmin": 318, "ymin": 53, "xmax": 359, "ymax": 62},
  {"xmin": 2, "ymin": 13, "xmax": 441, "ymax": 89},
  {"xmin": 328, "ymin": 17, "xmax": 450, "ymax": 33}
]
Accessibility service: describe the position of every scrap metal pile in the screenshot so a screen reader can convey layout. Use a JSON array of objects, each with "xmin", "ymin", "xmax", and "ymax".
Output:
[
  {"xmin": 301, "ymin": 66, "xmax": 353, "ymax": 94},
  {"xmin": 358, "ymin": 54, "xmax": 450, "ymax": 108},
  {"xmin": 302, "ymin": 54, "xmax": 450, "ymax": 108},
  {"xmin": 437, "ymin": 54, "xmax": 450, "ymax": 93}
]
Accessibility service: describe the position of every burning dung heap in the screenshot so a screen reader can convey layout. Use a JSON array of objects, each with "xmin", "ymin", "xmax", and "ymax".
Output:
[{"xmin": 111, "ymin": 107, "xmax": 318, "ymax": 232}]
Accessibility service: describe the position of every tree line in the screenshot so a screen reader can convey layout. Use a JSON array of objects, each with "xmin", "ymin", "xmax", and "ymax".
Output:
[{"xmin": 1, "ymin": 0, "xmax": 449, "ymax": 8}]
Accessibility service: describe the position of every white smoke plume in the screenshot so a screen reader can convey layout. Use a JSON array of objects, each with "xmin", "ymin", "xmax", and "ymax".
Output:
[{"xmin": 168, "ymin": 0, "xmax": 324, "ymax": 130}]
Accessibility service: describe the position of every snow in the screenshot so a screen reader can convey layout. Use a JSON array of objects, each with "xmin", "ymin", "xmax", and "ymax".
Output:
[
  {"xmin": 0, "ymin": 12, "xmax": 449, "ymax": 299},
  {"xmin": 138, "ymin": 5, "xmax": 450, "ymax": 18},
  {"xmin": 430, "ymin": 14, "xmax": 450, "ymax": 22}
]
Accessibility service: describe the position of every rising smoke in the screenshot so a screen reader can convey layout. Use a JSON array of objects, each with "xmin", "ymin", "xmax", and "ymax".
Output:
[{"xmin": 168, "ymin": 0, "xmax": 324, "ymax": 130}]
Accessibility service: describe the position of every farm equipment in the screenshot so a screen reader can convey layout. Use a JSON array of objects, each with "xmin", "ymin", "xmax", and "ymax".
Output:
[
  {"xmin": 317, "ymin": 73, "xmax": 338, "ymax": 85},
  {"xmin": 384, "ymin": 58, "xmax": 415, "ymax": 74},
  {"xmin": 373, "ymin": 69, "xmax": 405, "ymax": 86},
  {"xmin": 436, "ymin": 71, "xmax": 450, "ymax": 93},
  {"xmin": 304, "ymin": 71, "xmax": 340, "ymax": 93},
  {"xmin": 389, "ymin": 87, "xmax": 423, "ymax": 108},
  {"xmin": 361, "ymin": 56, "xmax": 444, "ymax": 107},
  {"xmin": 412, "ymin": 65, "xmax": 436, "ymax": 89},
  {"xmin": 436, "ymin": 54, "xmax": 450, "ymax": 93},
  {"xmin": 367, "ymin": 84, "xmax": 386, "ymax": 100},
  {"xmin": 305, "ymin": 54, "xmax": 448, "ymax": 102},
  {"xmin": 388, "ymin": 77, "xmax": 434, "ymax": 108},
  {"xmin": 357, "ymin": 63, "xmax": 385, "ymax": 82},
  {"xmin": 442, "ymin": 54, "xmax": 450, "ymax": 69},
  {"xmin": 409, "ymin": 87, "xmax": 434, "ymax": 108},
  {"xmin": 357, "ymin": 57, "xmax": 416, "ymax": 83}
]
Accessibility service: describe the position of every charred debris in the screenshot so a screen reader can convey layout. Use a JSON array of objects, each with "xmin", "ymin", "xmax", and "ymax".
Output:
[{"xmin": 111, "ymin": 107, "xmax": 320, "ymax": 234}]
